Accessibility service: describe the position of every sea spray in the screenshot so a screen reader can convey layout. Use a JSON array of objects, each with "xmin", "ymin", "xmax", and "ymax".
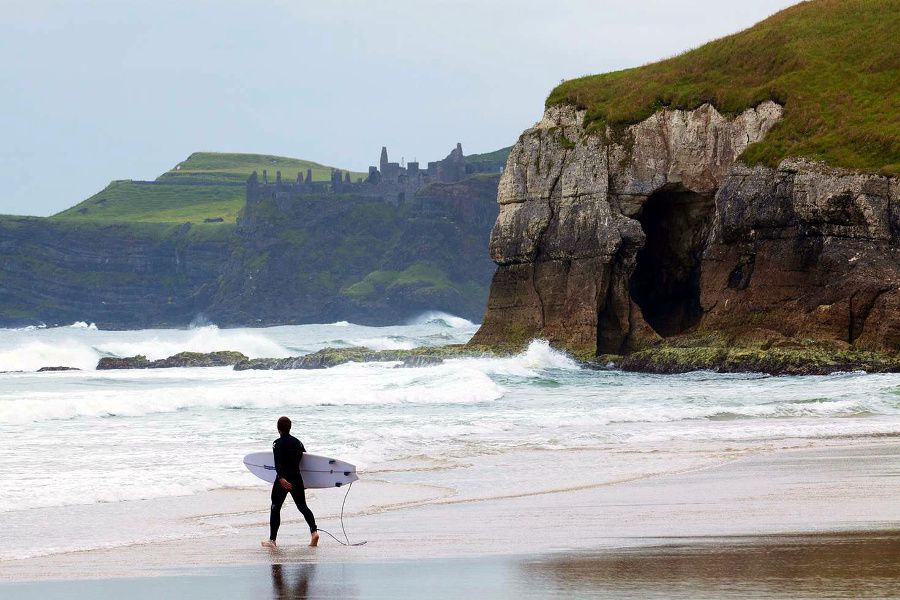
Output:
[
  {"xmin": 408, "ymin": 311, "xmax": 477, "ymax": 329},
  {"xmin": 0, "ymin": 339, "xmax": 99, "ymax": 372},
  {"xmin": 93, "ymin": 325, "xmax": 291, "ymax": 362}
]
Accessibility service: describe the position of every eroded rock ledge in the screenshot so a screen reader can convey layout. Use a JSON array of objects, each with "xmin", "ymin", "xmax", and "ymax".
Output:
[
  {"xmin": 91, "ymin": 346, "xmax": 496, "ymax": 372},
  {"xmin": 469, "ymin": 102, "xmax": 900, "ymax": 361}
]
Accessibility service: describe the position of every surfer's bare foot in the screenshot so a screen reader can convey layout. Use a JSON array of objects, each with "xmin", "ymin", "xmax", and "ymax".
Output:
[
  {"xmin": 261, "ymin": 540, "xmax": 277, "ymax": 549},
  {"xmin": 309, "ymin": 532, "xmax": 319, "ymax": 547}
]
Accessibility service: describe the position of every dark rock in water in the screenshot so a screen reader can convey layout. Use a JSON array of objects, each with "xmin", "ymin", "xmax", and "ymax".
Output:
[
  {"xmin": 149, "ymin": 351, "xmax": 247, "ymax": 368},
  {"xmin": 94, "ymin": 345, "xmax": 492, "ymax": 372},
  {"xmin": 616, "ymin": 344, "xmax": 900, "ymax": 376},
  {"xmin": 234, "ymin": 344, "xmax": 494, "ymax": 371},
  {"xmin": 37, "ymin": 366, "xmax": 81, "ymax": 372},
  {"xmin": 97, "ymin": 351, "xmax": 247, "ymax": 370},
  {"xmin": 97, "ymin": 355, "xmax": 152, "ymax": 370}
]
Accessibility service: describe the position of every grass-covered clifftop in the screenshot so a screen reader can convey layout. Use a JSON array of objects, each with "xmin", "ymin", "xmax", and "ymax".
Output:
[
  {"xmin": 52, "ymin": 152, "xmax": 365, "ymax": 224},
  {"xmin": 157, "ymin": 152, "xmax": 367, "ymax": 184},
  {"xmin": 548, "ymin": 0, "xmax": 899, "ymax": 175}
]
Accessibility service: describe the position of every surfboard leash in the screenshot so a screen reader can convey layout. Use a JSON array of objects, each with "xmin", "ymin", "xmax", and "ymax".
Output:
[{"xmin": 317, "ymin": 481, "xmax": 367, "ymax": 547}]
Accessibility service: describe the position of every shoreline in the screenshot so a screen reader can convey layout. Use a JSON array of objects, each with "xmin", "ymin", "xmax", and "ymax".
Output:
[
  {"xmin": 3, "ymin": 530, "xmax": 899, "ymax": 599},
  {"xmin": 2, "ymin": 438, "xmax": 897, "ymax": 583}
]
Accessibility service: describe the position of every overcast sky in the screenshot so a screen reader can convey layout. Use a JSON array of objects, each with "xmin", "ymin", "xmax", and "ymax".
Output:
[{"xmin": 0, "ymin": 0, "xmax": 798, "ymax": 216}]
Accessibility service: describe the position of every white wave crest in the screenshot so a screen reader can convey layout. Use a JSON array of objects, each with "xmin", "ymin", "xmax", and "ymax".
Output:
[
  {"xmin": 0, "ymin": 339, "xmax": 100, "ymax": 372},
  {"xmin": 68, "ymin": 321, "xmax": 98, "ymax": 330},
  {"xmin": 0, "ymin": 360, "xmax": 506, "ymax": 424},
  {"xmin": 447, "ymin": 339, "xmax": 579, "ymax": 377},
  {"xmin": 93, "ymin": 325, "xmax": 291, "ymax": 361},
  {"xmin": 408, "ymin": 311, "xmax": 476, "ymax": 329},
  {"xmin": 329, "ymin": 321, "xmax": 351, "ymax": 327},
  {"xmin": 350, "ymin": 336, "xmax": 417, "ymax": 351}
]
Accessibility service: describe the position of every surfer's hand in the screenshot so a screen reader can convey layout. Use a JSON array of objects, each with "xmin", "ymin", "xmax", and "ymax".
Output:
[{"xmin": 279, "ymin": 478, "xmax": 292, "ymax": 490}]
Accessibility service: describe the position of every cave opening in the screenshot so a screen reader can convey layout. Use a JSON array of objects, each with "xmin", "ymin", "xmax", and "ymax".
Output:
[{"xmin": 629, "ymin": 186, "xmax": 715, "ymax": 337}]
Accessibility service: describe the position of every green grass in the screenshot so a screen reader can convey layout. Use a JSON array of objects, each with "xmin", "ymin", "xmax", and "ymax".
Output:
[
  {"xmin": 49, "ymin": 146, "xmax": 506, "ymax": 227},
  {"xmin": 53, "ymin": 181, "xmax": 245, "ymax": 223},
  {"xmin": 547, "ymin": 0, "xmax": 900, "ymax": 175},
  {"xmin": 52, "ymin": 152, "xmax": 368, "ymax": 225},
  {"xmin": 465, "ymin": 147, "xmax": 511, "ymax": 167},
  {"xmin": 157, "ymin": 152, "xmax": 367, "ymax": 184}
]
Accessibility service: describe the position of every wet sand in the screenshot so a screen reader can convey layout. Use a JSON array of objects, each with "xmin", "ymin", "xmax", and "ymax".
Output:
[
  {"xmin": 1, "ymin": 440, "xmax": 898, "ymax": 596},
  {"xmin": 4, "ymin": 531, "xmax": 899, "ymax": 599}
]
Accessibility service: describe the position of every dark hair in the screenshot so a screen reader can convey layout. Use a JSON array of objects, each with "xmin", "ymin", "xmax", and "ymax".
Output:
[{"xmin": 277, "ymin": 416, "xmax": 291, "ymax": 434}]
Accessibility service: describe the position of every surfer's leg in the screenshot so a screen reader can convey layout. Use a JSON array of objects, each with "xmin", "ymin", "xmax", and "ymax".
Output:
[
  {"xmin": 289, "ymin": 487, "xmax": 318, "ymax": 540},
  {"xmin": 269, "ymin": 482, "xmax": 289, "ymax": 542}
]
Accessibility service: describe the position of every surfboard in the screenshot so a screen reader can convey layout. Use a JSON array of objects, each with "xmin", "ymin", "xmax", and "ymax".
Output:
[{"xmin": 242, "ymin": 451, "xmax": 358, "ymax": 488}]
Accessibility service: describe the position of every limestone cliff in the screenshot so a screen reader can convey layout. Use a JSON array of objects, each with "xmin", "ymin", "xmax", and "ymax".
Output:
[{"xmin": 471, "ymin": 102, "xmax": 900, "ymax": 355}]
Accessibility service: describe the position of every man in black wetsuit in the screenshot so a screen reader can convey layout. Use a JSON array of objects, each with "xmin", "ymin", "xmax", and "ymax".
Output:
[{"xmin": 261, "ymin": 416, "xmax": 319, "ymax": 548}]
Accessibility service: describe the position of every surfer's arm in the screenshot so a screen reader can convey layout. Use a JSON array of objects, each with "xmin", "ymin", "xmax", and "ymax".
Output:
[{"xmin": 273, "ymin": 443, "xmax": 288, "ymax": 482}]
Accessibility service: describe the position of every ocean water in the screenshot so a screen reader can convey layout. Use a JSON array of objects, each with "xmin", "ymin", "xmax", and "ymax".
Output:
[{"xmin": 0, "ymin": 314, "xmax": 898, "ymax": 548}]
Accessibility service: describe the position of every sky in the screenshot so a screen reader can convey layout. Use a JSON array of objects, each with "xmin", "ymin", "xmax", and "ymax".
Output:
[{"xmin": 0, "ymin": 0, "xmax": 799, "ymax": 216}]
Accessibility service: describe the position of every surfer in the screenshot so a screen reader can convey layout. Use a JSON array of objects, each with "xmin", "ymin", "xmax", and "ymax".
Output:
[{"xmin": 261, "ymin": 416, "xmax": 319, "ymax": 548}]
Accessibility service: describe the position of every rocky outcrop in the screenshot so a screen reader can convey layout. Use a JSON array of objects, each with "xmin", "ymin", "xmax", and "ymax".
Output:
[
  {"xmin": 96, "ymin": 351, "xmax": 247, "ymax": 370},
  {"xmin": 91, "ymin": 345, "xmax": 493, "ymax": 371},
  {"xmin": 235, "ymin": 348, "xmax": 432, "ymax": 370},
  {"xmin": 471, "ymin": 102, "xmax": 900, "ymax": 357}
]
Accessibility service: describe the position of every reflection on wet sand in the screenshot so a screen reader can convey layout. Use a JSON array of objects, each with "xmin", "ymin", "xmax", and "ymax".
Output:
[
  {"xmin": 519, "ymin": 532, "xmax": 900, "ymax": 599},
  {"xmin": 270, "ymin": 563, "xmax": 358, "ymax": 600}
]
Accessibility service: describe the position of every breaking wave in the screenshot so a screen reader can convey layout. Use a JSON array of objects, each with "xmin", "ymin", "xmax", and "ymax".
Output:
[
  {"xmin": 408, "ymin": 311, "xmax": 476, "ymax": 329},
  {"xmin": 93, "ymin": 325, "xmax": 291, "ymax": 361},
  {"xmin": 0, "ymin": 325, "xmax": 293, "ymax": 372},
  {"xmin": 0, "ymin": 339, "xmax": 100, "ymax": 372}
]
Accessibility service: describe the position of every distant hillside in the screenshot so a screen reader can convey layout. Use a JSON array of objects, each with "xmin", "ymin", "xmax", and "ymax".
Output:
[
  {"xmin": 53, "ymin": 152, "xmax": 364, "ymax": 224},
  {"xmin": 548, "ymin": 0, "xmax": 899, "ymax": 175},
  {"xmin": 157, "ymin": 152, "xmax": 368, "ymax": 184},
  {"xmin": 51, "ymin": 149, "xmax": 510, "ymax": 224},
  {"xmin": 2, "ymin": 144, "xmax": 510, "ymax": 328}
]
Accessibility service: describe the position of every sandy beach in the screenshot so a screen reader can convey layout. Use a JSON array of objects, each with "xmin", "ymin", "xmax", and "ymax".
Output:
[{"xmin": 2, "ymin": 439, "xmax": 898, "ymax": 597}]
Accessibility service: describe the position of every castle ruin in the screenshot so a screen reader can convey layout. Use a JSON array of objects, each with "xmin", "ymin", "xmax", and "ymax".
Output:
[{"xmin": 246, "ymin": 143, "xmax": 503, "ymax": 206}]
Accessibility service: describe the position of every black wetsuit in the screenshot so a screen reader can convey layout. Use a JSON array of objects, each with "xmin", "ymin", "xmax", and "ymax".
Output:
[{"xmin": 269, "ymin": 433, "xmax": 317, "ymax": 541}]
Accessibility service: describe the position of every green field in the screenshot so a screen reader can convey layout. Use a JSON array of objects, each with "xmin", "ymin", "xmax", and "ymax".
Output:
[
  {"xmin": 52, "ymin": 152, "xmax": 367, "ymax": 224},
  {"xmin": 548, "ymin": 0, "xmax": 899, "ymax": 175},
  {"xmin": 50, "ymin": 148, "xmax": 508, "ymax": 225},
  {"xmin": 465, "ymin": 147, "xmax": 511, "ymax": 168},
  {"xmin": 157, "ymin": 152, "xmax": 368, "ymax": 184},
  {"xmin": 53, "ymin": 181, "xmax": 246, "ymax": 223}
]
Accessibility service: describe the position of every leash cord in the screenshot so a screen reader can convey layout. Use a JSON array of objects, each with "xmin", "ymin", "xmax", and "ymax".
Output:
[{"xmin": 316, "ymin": 481, "xmax": 367, "ymax": 547}]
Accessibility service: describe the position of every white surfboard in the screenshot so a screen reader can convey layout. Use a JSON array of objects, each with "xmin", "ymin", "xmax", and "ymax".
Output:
[{"xmin": 243, "ymin": 451, "xmax": 358, "ymax": 488}]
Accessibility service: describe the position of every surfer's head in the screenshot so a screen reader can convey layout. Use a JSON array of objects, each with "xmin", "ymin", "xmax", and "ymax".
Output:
[{"xmin": 277, "ymin": 416, "xmax": 291, "ymax": 434}]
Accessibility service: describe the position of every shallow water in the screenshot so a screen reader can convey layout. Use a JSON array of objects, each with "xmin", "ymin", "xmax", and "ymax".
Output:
[
  {"xmin": 5, "ymin": 532, "xmax": 899, "ymax": 599},
  {"xmin": 0, "ymin": 315, "xmax": 898, "ymax": 560}
]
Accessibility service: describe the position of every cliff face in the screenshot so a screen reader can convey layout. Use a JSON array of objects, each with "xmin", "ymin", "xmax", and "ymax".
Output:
[
  {"xmin": 0, "ymin": 175, "xmax": 499, "ymax": 329},
  {"xmin": 471, "ymin": 102, "xmax": 900, "ymax": 354},
  {"xmin": 0, "ymin": 219, "xmax": 228, "ymax": 328},
  {"xmin": 210, "ymin": 175, "xmax": 499, "ymax": 326}
]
